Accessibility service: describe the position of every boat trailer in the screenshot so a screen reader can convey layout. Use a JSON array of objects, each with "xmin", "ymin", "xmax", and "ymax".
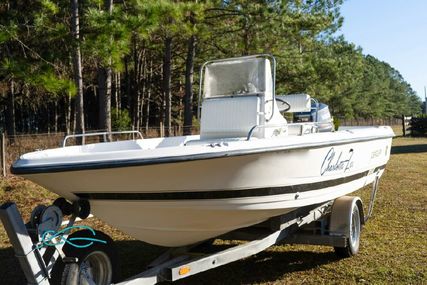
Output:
[{"xmin": 0, "ymin": 177, "xmax": 380, "ymax": 285}]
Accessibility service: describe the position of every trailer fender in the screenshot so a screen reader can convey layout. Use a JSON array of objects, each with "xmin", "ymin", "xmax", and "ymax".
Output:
[{"xmin": 329, "ymin": 196, "xmax": 364, "ymax": 237}]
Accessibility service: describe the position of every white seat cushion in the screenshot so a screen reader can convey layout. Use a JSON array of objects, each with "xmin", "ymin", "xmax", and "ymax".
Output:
[{"xmin": 200, "ymin": 96, "xmax": 263, "ymax": 139}]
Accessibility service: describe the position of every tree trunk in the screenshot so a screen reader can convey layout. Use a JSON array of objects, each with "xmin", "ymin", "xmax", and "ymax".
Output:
[
  {"xmin": 158, "ymin": 63, "xmax": 164, "ymax": 132},
  {"xmin": 183, "ymin": 35, "xmax": 196, "ymax": 135},
  {"xmin": 97, "ymin": 0, "xmax": 112, "ymax": 140},
  {"xmin": 5, "ymin": 80, "xmax": 16, "ymax": 143},
  {"xmin": 139, "ymin": 54, "xmax": 146, "ymax": 131},
  {"xmin": 114, "ymin": 72, "xmax": 120, "ymax": 126},
  {"xmin": 116, "ymin": 72, "xmax": 122, "ymax": 109},
  {"xmin": 145, "ymin": 59, "xmax": 152, "ymax": 132},
  {"xmin": 54, "ymin": 100, "xmax": 58, "ymax": 133},
  {"xmin": 125, "ymin": 57, "xmax": 131, "ymax": 112},
  {"xmin": 131, "ymin": 45, "xmax": 143, "ymax": 131},
  {"xmin": 17, "ymin": 94, "xmax": 23, "ymax": 133},
  {"xmin": 71, "ymin": 0, "xmax": 85, "ymax": 144},
  {"xmin": 65, "ymin": 92, "xmax": 72, "ymax": 134},
  {"xmin": 163, "ymin": 37, "xmax": 172, "ymax": 137},
  {"xmin": 114, "ymin": 72, "xmax": 120, "ymax": 113},
  {"xmin": 47, "ymin": 104, "xmax": 50, "ymax": 134},
  {"xmin": 98, "ymin": 67, "xmax": 111, "ymax": 134},
  {"xmin": 243, "ymin": 16, "xmax": 250, "ymax": 56}
]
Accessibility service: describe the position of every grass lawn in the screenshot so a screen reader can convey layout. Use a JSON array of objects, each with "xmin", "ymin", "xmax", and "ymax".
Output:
[{"xmin": 1, "ymin": 136, "xmax": 426, "ymax": 284}]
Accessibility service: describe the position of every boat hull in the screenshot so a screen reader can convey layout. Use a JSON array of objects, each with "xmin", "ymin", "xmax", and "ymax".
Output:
[{"xmin": 20, "ymin": 136, "xmax": 392, "ymax": 247}]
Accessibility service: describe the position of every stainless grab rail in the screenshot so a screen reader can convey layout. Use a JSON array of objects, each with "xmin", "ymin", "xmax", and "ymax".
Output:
[{"xmin": 62, "ymin": 130, "xmax": 143, "ymax": 147}]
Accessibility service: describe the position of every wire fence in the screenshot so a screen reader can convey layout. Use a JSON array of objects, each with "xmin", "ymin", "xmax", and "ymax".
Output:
[
  {"xmin": 336, "ymin": 117, "xmax": 402, "ymax": 127},
  {"xmin": 0, "ymin": 118, "xmax": 404, "ymax": 177}
]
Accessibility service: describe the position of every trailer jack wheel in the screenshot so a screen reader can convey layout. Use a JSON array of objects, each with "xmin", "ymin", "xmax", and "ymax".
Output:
[
  {"xmin": 54, "ymin": 198, "xmax": 73, "ymax": 216},
  {"xmin": 76, "ymin": 199, "xmax": 91, "ymax": 219}
]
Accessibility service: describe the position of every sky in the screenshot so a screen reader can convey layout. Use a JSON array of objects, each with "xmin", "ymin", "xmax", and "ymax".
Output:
[{"xmin": 339, "ymin": 0, "xmax": 427, "ymax": 100}]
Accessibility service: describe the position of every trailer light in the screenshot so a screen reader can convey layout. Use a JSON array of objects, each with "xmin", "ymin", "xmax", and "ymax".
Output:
[{"xmin": 179, "ymin": 266, "xmax": 191, "ymax": 275}]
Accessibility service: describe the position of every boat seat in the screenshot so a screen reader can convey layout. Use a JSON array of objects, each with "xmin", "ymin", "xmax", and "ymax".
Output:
[
  {"xmin": 200, "ymin": 95, "xmax": 264, "ymax": 139},
  {"xmin": 276, "ymin": 94, "xmax": 311, "ymax": 112}
]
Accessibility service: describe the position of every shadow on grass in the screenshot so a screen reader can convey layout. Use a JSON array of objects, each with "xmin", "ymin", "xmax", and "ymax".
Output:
[
  {"xmin": 0, "ymin": 240, "xmax": 341, "ymax": 285},
  {"xmin": 391, "ymin": 144, "xmax": 427, "ymax": 154},
  {"xmin": 0, "ymin": 247, "xmax": 26, "ymax": 284},
  {"xmin": 173, "ymin": 248, "xmax": 341, "ymax": 285},
  {"xmin": 118, "ymin": 240, "xmax": 341, "ymax": 284}
]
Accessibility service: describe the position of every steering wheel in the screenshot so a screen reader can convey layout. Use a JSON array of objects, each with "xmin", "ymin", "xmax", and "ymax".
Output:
[{"xmin": 275, "ymin": 98, "xmax": 291, "ymax": 112}]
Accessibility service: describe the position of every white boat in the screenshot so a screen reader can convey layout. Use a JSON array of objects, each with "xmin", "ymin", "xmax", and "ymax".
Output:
[{"xmin": 11, "ymin": 55, "xmax": 394, "ymax": 247}]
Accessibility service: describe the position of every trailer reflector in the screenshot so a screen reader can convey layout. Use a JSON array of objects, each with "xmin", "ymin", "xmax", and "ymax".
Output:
[{"xmin": 179, "ymin": 266, "xmax": 191, "ymax": 275}]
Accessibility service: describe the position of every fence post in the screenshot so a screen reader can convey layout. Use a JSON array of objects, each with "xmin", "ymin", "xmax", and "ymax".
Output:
[
  {"xmin": 1, "ymin": 133, "xmax": 6, "ymax": 177},
  {"xmin": 401, "ymin": 114, "xmax": 406, "ymax": 137},
  {"xmin": 160, "ymin": 122, "xmax": 164, "ymax": 138}
]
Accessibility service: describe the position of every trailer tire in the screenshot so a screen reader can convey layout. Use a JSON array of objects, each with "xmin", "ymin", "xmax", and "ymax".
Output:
[
  {"xmin": 329, "ymin": 196, "xmax": 363, "ymax": 258},
  {"xmin": 50, "ymin": 230, "xmax": 120, "ymax": 285},
  {"xmin": 333, "ymin": 202, "xmax": 361, "ymax": 258},
  {"xmin": 61, "ymin": 263, "xmax": 79, "ymax": 285}
]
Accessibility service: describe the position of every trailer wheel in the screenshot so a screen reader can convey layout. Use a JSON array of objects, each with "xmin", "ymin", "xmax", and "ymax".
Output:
[
  {"xmin": 334, "ymin": 202, "xmax": 361, "ymax": 258},
  {"xmin": 61, "ymin": 263, "xmax": 79, "ymax": 285},
  {"xmin": 329, "ymin": 196, "xmax": 363, "ymax": 258},
  {"xmin": 51, "ymin": 230, "xmax": 120, "ymax": 285}
]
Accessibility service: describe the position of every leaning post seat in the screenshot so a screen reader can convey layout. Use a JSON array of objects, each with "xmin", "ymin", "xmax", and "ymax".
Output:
[
  {"xmin": 276, "ymin": 94, "xmax": 311, "ymax": 113},
  {"xmin": 200, "ymin": 94, "xmax": 264, "ymax": 139},
  {"xmin": 199, "ymin": 56, "xmax": 287, "ymax": 140}
]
